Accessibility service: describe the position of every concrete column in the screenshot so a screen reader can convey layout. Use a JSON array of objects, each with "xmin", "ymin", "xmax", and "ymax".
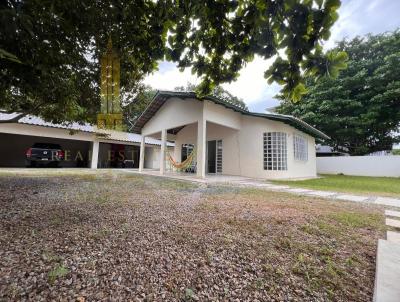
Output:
[
  {"xmin": 197, "ymin": 118, "xmax": 206, "ymax": 178},
  {"xmin": 160, "ymin": 129, "xmax": 167, "ymax": 175},
  {"xmin": 90, "ymin": 140, "xmax": 100, "ymax": 169},
  {"xmin": 139, "ymin": 135, "xmax": 145, "ymax": 172}
]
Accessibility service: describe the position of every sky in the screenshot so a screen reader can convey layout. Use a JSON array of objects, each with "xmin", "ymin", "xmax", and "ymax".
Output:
[{"xmin": 144, "ymin": 0, "xmax": 400, "ymax": 113}]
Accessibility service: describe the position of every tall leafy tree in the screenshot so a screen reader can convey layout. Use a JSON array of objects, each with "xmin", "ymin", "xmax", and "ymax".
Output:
[
  {"xmin": 122, "ymin": 85, "xmax": 156, "ymax": 131},
  {"xmin": 174, "ymin": 82, "xmax": 248, "ymax": 110},
  {"xmin": 276, "ymin": 31, "xmax": 400, "ymax": 155},
  {"xmin": 1, "ymin": 0, "xmax": 345, "ymax": 124}
]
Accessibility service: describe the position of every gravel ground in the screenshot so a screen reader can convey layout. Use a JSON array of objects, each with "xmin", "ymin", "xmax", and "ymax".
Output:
[{"xmin": 0, "ymin": 170, "xmax": 384, "ymax": 301}]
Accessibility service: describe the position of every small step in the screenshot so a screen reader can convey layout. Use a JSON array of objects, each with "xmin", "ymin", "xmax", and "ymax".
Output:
[
  {"xmin": 387, "ymin": 231, "xmax": 400, "ymax": 244},
  {"xmin": 373, "ymin": 239, "xmax": 400, "ymax": 302},
  {"xmin": 386, "ymin": 218, "xmax": 400, "ymax": 229},
  {"xmin": 385, "ymin": 210, "xmax": 400, "ymax": 218}
]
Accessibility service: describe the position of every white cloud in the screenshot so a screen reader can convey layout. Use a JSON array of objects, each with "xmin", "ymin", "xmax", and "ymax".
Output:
[
  {"xmin": 325, "ymin": 0, "xmax": 400, "ymax": 49},
  {"xmin": 221, "ymin": 56, "xmax": 276, "ymax": 104},
  {"xmin": 144, "ymin": 61, "xmax": 199, "ymax": 90}
]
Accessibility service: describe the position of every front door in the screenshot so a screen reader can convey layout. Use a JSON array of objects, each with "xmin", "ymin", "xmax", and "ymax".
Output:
[
  {"xmin": 207, "ymin": 140, "xmax": 216, "ymax": 173},
  {"xmin": 207, "ymin": 140, "xmax": 222, "ymax": 174}
]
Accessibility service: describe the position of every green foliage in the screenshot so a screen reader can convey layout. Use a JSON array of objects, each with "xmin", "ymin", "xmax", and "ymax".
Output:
[
  {"xmin": 276, "ymin": 31, "xmax": 400, "ymax": 155},
  {"xmin": 48, "ymin": 264, "xmax": 69, "ymax": 285},
  {"xmin": 1, "ymin": 0, "xmax": 342, "ymax": 124},
  {"xmin": 392, "ymin": 149, "xmax": 400, "ymax": 155},
  {"xmin": 170, "ymin": 0, "xmax": 345, "ymax": 100},
  {"xmin": 174, "ymin": 82, "xmax": 248, "ymax": 110},
  {"xmin": 122, "ymin": 85, "xmax": 157, "ymax": 130},
  {"xmin": 184, "ymin": 288, "xmax": 198, "ymax": 301}
]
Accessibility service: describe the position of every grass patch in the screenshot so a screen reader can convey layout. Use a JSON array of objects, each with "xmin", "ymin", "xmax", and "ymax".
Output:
[
  {"xmin": 48, "ymin": 264, "xmax": 69, "ymax": 285},
  {"xmin": 329, "ymin": 211, "xmax": 383, "ymax": 229},
  {"xmin": 273, "ymin": 174, "xmax": 400, "ymax": 197}
]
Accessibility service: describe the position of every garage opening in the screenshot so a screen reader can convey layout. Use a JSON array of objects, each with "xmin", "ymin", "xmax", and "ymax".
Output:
[
  {"xmin": 98, "ymin": 143, "xmax": 140, "ymax": 168},
  {"xmin": 0, "ymin": 133, "xmax": 91, "ymax": 168}
]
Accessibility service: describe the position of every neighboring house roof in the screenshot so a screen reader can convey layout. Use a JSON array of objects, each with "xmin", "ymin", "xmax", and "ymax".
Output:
[
  {"xmin": 0, "ymin": 113, "xmax": 172, "ymax": 146},
  {"xmin": 132, "ymin": 91, "xmax": 330, "ymax": 140},
  {"xmin": 316, "ymin": 144, "xmax": 347, "ymax": 154}
]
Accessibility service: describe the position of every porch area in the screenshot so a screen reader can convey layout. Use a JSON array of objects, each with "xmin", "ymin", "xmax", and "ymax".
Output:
[{"xmin": 138, "ymin": 120, "xmax": 240, "ymax": 179}]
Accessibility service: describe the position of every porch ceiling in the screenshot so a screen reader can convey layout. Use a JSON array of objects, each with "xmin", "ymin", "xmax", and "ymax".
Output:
[{"xmin": 167, "ymin": 125, "xmax": 185, "ymax": 135}]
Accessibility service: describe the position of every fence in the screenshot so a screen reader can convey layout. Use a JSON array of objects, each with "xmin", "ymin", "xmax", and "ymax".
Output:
[{"xmin": 316, "ymin": 155, "xmax": 400, "ymax": 177}]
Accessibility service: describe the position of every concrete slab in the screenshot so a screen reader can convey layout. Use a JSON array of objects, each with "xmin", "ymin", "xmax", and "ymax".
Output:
[
  {"xmin": 374, "ymin": 239, "xmax": 400, "ymax": 302},
  {"xmin": 258, "ymin": 185, "xmax": 290, "ymax": 190},
  {"xmin": 387, "ymin": 231, "xmax": 400, "ymax": 244},
  {"xmin": 386, "ymin": 218, "xmax": 400, "ymax": 229},
  {"xmin": 306, "ymin": 190, "xmax": 337, "ymax": 197},
  {"xmin": 286, "ymin": 188, "xmax": 312, "ymax": 193},
  {"xmin": 375, "ymin": 197, "xmax": 400, "ymax": 208},
  {"xmin": 335, "ymin": 194, "xmax": 369, "ymax": 202},
  {"xmin": 385, "ymin": 210, "xmax": 400, "ymax": 218}
]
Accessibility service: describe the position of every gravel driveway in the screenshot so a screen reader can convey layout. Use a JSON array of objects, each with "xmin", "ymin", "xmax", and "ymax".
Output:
[{"xmin": 0, "ymin": 170, "xmax": 384, "ymax": 301}]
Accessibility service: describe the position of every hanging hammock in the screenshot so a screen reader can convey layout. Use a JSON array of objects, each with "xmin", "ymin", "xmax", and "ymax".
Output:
[{"xmin": 167, "ymin": 149, "xmax": 196, "ymax": 171}]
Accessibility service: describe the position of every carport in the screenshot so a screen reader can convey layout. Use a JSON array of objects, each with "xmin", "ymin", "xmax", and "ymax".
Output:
[
  {"xmin": 0, "ymin": 132, "xmax": 91, "ymax": 167},
  {"xmin": 0, "ymin": 113, "xmax": 172, "ymax": 169}
]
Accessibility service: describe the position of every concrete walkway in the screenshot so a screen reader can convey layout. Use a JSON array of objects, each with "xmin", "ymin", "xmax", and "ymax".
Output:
[
  {"xmin": 124, "ymin": 170, "xmax": 400, "ymax": 209},
  {"xmin": 374, "ymin": 210, "xmax": 400, "ymax": 302}
]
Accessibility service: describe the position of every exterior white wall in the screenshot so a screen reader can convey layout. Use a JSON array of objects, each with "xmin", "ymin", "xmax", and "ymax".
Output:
[
  {"xmin": 239, "ymin": 115, "xmax": 317, "ymax": 179},
  {"xmin": 317, "ymin": 156, "xmax": 400, "ymax": 177},
  {"xmin": 142, "ymin": 97, "xmax": 203, "ymax": 136},
  {"xmin": 144, "ymin": 146, "xmax": 161, "ymax": 169},
  {"xmin": 204, "ymin": 101, "xmax": 242, "ymax": 130},
  {"xmin": 0, "ymin": 123, "xmax": 94, "ymax": 141}
]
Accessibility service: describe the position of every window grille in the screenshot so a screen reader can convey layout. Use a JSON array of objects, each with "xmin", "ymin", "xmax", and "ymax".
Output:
[
  {"xmin": 216, "ymin": 140, "xmax": 222, "ymax": 173},
  {"xmin": 263, "ymin": 132, "xmax": 287, "ymax": 170},
  {"xmin": 293, "ymin": 134, "xmax": 308, "ymax": 161}
]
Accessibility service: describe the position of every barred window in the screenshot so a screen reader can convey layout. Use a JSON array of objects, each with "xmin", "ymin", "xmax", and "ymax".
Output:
[
  {"xmin": 181, "ymin": 144, "xmax": 194, "ymax": 161},
  {"xmin": 293, "ymin": 134, "xmax": 308, "ymax": 161},
  {"xmin": 263, "ymin": 132, "xmax": 287, "ymax": 170}
]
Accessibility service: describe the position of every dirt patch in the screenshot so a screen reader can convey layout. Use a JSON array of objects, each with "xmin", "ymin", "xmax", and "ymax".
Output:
[{"xmin": 0, "ymin": 171, "xmax": 384, "ymax": 301}]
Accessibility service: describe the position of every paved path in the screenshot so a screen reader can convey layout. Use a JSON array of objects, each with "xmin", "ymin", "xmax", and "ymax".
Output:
[
  {"xmin": 374, "ymin": 210, "xmax": 400, "ymax": 302},
  {"xmin": 230, "ymin": 179, "xmax": 400, "ymax": 208},
  {"xmin": 123, "ymin": 170, "xmax": 400, "ymax": 208}
]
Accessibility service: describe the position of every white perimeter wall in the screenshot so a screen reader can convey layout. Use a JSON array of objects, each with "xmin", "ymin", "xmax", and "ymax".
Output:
[{"xmin": 317, "ymin": 156, "xmax": 400, "ymax": 177}]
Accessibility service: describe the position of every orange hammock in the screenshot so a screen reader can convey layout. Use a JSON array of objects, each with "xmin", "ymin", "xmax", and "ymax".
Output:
[{"xmin": 167, "ymin": 149, "xmax": 196, "ymax": 170}]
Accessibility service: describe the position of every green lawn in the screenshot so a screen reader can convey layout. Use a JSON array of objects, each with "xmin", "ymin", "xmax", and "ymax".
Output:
[{"xmin": 273, "ymin": 174, "xmax": 400, "ymax": 197}]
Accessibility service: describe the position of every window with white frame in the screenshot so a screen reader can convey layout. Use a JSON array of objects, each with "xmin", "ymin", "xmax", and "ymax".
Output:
[
  {"xmin": 263, "ymin": 132, "xmax": 287, "ymax": 170},
  {"xmin": 293, "ymin": 134, "xmax": 308, "ymax": 161}
]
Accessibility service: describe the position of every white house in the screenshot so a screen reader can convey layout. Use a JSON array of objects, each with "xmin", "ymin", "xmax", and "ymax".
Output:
[{"xmin": 133, "ymin": 91, "xmax": 329, "ymax": 179}]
